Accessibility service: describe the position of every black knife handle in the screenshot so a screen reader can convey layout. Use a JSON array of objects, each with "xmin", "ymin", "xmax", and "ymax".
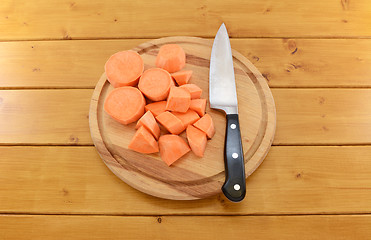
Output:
[{"xmin": 222, "ymin": 114, "xmax": 246, "ymax": 202}]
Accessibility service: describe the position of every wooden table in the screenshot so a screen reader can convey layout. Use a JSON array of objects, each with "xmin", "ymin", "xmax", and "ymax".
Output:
[{"xmin": 1, "ymin": 1, "xmax": 371, "ymax": 239}]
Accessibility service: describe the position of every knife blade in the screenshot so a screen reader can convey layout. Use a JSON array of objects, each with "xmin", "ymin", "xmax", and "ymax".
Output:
[{"xmin": 209, "ymin": 23, "xmax": 246, "ymax": 202}]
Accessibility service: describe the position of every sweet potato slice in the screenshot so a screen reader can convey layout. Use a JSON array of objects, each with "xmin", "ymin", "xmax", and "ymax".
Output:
[
  {"xmin": 155, "ymin": 44, "xmax": 186, "ymax": 73},
  {"xmin": 128, "ymin": 126, "xmax": 159, "ymax": 154},
  {"xmin": 193, "ymin": 113, "xmax": 215, "ymax": 138},
  {"xmin": 171, "ymin": 70, "xmax": 193, "ymax": 86},
  {"xmin": 104, "ymin": 86, "xmax": 145, "ymax": 125},
  {"xmin": 165, "ymin": 87, "xmax": 191, "ymax": 113},
  {"xmin": 105, "ymin": 50, "xmax": 144, "ymax": 87},
  {"xmin": 173, "ymin": 110, "xmax": 200, "ymax": 128},
  {"xmin": 189, "ymin": 99, "xmax": 206, "ymax": 117},
  {"xmin": 156, "ymin": 111, "xmax": 185, "ymax": 135},
  {"xmin": 186, "ymin": 125, "xmax": 207, "ymax": 157},
  {"xmin": 179, "ymin": 84, "xmax": 202, "ymax": 99},
  {"xmin": 138, "ymin": 68, "xmax": 172, "ymax": 101},
  {"xmin": 136, "ymin": 111, "xmax": 161, "ymax": 140},
  {"xmin": 145, "ymin": 101, "xmax": 167, "ymax": 117},
  {"xmin": 159, "ymin": 134, "xmax": 190, "ymax": 166}
]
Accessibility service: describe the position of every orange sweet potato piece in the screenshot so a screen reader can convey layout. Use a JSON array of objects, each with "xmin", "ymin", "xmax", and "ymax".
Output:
[
  {"xmin": 155, "ymin": 44, "xmax": 186, "ymax": 73},
  {"xmin": 128, "ymin": 126, "xmax": 159, "ymax": 154},
  {"xmin": 189, "ymin": 99, "xmax": 206, "ymax": 117},
  {"xmin": 159, "ymin": 134, "xmax": 190, "ymax": 166},
  {"xmin": 179, "ymin": 84, "xmax": 202, "ymax": 99},
  {"xmin": 173, "ymin": 110, "xmax": 200, "ymax": 128},
  {"xmin": 186, "ymin": 125, "xmax": 207, "ymax": 157},
  {"xmin": 165, "ymin": 86, "xmax": 191, "ymax": 113},
  {"xmin": 171, "ymin": 70, "xmax": 193, "ymax": 86},
  {"xmin": 105, "ymin": 50, "xmax": 144, "ymax": 88},
  {"xmin": 145, "ymin": 101, "xmax": 167, "ymax": 117},
  {"xmin": 156, "ymin": 111, "xmax": 185, "ymax": 135},
  {"xmin": 104, "ymin": 86, "xmax": 145, "ymax": 125},
  {"xmin": 136, "ymin": 111, "xmax": 161, "ymax": 140},
  {"xmin": 138, "ymin": 68, "xmax": 172, "ymax": 101},
  {"xmin": 193, "ymin": 113, "xmax": 215, "ymax": 138}
]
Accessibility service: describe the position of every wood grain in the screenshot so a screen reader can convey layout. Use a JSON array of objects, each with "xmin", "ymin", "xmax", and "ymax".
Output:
[
  {"xmin": 0, "ymin": 90, "xmax": 92, "ymax": 145},
  {"xmin": 1, "ymin": 89, "xmax": 371, "ymax": 145},
  {"xmin": 2, "ymin": 146, "xmax": 371, "ymax": 215},
  {"xmin": 90, "ymin": 37, "xmax": 276, "ymax": 200},
  {"xmin": 1, "ymin": 39, "xmax": 370, "ymax": 88},
  {"xmin": 0, "ymin": 40, "xmax": 144, "ymax": 88},
  {"xmin": 1, "ymin": 215, "xmax": 371, "ymax": 240},
  {"xmin": 273, "ymin": 89, "xmax": 371, "ymax": 145},
  {"xmin": 233, "ymin": 39, "xmax": 371, "ymax": 88},
  {"xmin": 0, "ymin": 0, "xmax": 370, "ymax": 40}
]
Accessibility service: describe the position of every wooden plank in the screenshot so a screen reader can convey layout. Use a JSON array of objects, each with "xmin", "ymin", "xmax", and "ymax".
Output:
[
  {"xmin": 1, "ymin": 146, "xmax": 371, "ymax": 214},
  {"xmin": 1, "ymin": 39, "xmax": 371, "ymax": 88},
  {"xmin": 0, "ymin": 40, "xmax": 143, "ymax": 88},
  {"xmin": 1, "ymin": 214, "xmax": 371, "ymax": 240},
  {"xmin": 1, "ymin": 89, "xmax": 371, "ymax": 145},
  {"xmin": 273, "ymin": 89, "xmax": 371, "ymax": 145},
  {"xmin": 0, "ymin": 90, "xmax": 92, "ymax": 145},
  {"xmin": 232, "ymin": 39, "xmax": 371, "ymax": 88},
  {"xmin": 0, "ymin": 0, "xmax": 370, "ymax": 40}
]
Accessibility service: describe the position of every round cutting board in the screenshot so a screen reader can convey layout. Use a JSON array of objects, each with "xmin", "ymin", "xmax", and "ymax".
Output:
[{"xmin": 89, "ymin": 37, "xmax": 276, "ymax": 200}]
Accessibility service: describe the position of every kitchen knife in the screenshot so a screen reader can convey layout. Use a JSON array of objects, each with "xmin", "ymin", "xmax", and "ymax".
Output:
[{"xmin": 209, "ymin": 23, "xmax": 246, "ymax": 202}]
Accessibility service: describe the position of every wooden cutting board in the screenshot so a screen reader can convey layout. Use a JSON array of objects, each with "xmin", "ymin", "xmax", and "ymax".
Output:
[{"xmin": 89, "ymin": 37, "xmax": 276, "ymax": 200}]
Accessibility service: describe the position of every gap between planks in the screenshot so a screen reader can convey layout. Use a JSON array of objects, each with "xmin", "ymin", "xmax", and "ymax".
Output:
[
  {"xmin": 2, "ymin": 212, "xmax": 371, "ymax": 217},
  {"xmin": 2, "ymin": 87, "xmax": 371, "ymax": 90},
  {"xmin": 0, "ymin": 36, "xmax": 370, "ymax": 43},
  {"xmin": 2, "ymin": 144, "xmax": 371, "ymax": 147}
]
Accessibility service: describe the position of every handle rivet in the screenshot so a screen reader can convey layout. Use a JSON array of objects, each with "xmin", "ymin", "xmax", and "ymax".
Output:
[
  {"xmin": 230, "ymin": 124, "xmax": 236, "ymax": 129},
  {"xmin": 232, "ymin": 153, "xmax": 238, "ymax": 159},
  {"xmin": 234, "ymin": 184, "xmax": 241, "ymax": 191}
]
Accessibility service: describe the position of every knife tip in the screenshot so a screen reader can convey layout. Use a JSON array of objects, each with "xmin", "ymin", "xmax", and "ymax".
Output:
[{"xmin": 218, "ymin": 23, "xmax": 227, "ymax": 32}]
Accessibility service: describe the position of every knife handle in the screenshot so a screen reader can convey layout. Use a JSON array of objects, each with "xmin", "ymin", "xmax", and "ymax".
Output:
[{"xmin": 222, "ymin": 114, "xmax": 246, "ymax": 202}]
